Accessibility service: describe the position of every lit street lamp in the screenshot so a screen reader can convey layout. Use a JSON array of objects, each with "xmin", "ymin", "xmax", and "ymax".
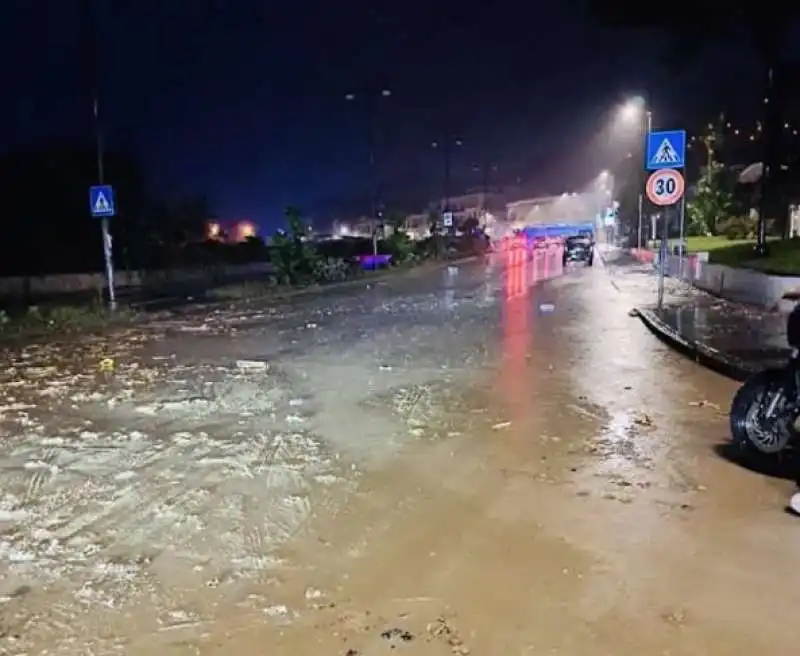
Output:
[
  {"xmin": 615, "ymin": 97, "xmax": 652, "ymax": 249},
  {"xmin": 345, "ymin": 87, "xmax": 392, "ymax": 256}
]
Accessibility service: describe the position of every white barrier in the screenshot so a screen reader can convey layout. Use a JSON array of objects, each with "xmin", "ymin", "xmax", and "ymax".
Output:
[{"xmin": 645, "ymin": 250, "xmax": 800, "ymax": 311}]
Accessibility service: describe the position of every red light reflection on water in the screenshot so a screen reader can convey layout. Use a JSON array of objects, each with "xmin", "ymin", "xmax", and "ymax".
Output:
[
  {"xmin": 500, "ymin": 237, "xmax": 532, "ymax": 421},
  {"xmin": 497, "ymin": 237, "xmax": 564, "ymax": 424}
]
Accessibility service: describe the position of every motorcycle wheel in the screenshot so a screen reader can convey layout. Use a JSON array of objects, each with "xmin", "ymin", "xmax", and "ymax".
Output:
[{"xmin": 729, "ymin": 369, "xmax": 796, "ymax": 455}]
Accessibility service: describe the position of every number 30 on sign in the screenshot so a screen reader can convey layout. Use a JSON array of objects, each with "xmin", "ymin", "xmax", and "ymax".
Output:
[{"xmin": 645, "ymin": 168, "xmax": 685, "ymax": 206}]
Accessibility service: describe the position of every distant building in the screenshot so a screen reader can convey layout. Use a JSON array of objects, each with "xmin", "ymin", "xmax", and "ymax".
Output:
[
  {"xmin": 431, "ymin": 192, "xmax": 504, "ymax": 226},
  {"xmin": 330, "ymin": 216, "xmax": 392, "ymax": 238},
  {"xmin": 506, "ymin": 193, "xmax": 598, "ymax": 227},
  {"xmin": 204, "ymin": 219, "xmax": 258, "ymax": 243},
  {"xmin": 332, "ymin": 217, "xmax": 372, "ymax": 238}
]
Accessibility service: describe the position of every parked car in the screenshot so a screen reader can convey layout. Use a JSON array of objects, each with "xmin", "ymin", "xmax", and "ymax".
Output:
[{"xmin": 562, "ymin": 235, "xmax": 594, "ymax": 267}]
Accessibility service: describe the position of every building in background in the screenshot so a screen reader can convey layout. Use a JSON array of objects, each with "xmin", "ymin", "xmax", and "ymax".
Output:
[
  {"xmin": 403, "ymin": 213, "xmax": 431, "ymax": 239},
  {"xmin": 205, "ymin": 220, "xmax": 222, "ymax": 241},
  {"xmin": 505, "ymin": 193, "xmax": 601, "ymax": 232},
  {"xmin": 430, "ymin": 191, "xmax": 504, "ymax": 227},
  {"xmin": 204, "ymin": 219, "xmax": 258, "ymax": 243},
  {"xmin": 331, "ymin": 217, "xmax": 372, "ymax": 238}
]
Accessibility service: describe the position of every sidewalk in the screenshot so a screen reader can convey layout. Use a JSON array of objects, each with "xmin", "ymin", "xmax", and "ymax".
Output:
[{"xmin": 604, "ymin": 250, "xmax": 790, "ymax": 380}]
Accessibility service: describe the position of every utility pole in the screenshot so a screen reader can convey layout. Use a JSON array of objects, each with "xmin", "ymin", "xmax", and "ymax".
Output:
[
  {"xmin": 346, "ymin": 87, "xmax": 391, "ymax": 256},
  {"xmin": 756, "ymin": 63, "xmax": 784, "ymax": 253},
  {"xmin": 82, "ymin": 0, "xmax": 116, "ymax": 308},
  {"xmin": 637, "ymin": 110, "xmax": 653, "ymax": 249},
  {"xmin": 477, "ymin": 159, "xmax": 498, "ymax": 223},
  {"xmin": 432, "ymin": 135, "xmax": 462, "ymax": 231}
]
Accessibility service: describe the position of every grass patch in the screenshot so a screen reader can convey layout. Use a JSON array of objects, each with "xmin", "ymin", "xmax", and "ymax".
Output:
[
  {"xmin": 685, "ymin": 236, "xmax": 755, "ymax": 252},
  {"xmin": 0, "ymin": 302, "xmax": 134, "ymax": 337},
  {"xmin": 205, "ymin": 264, "xmax": 417, "ymax": 302},
  {"xmin": 705, "ymin": 238, "xmax": 800, "ymax": 275}
]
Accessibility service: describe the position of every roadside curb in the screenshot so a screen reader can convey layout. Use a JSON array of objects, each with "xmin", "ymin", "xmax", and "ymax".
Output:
[
  {"xmin": 634, "ymin": 307, "xmax": 753, "ymax": 381},
  {"xmin": 282, "ymin": 255, "xmax": 481, "ymax": 298},
  {"xmin": 200, "ymin": 255, "xmax": 483, "ymax": 308}
]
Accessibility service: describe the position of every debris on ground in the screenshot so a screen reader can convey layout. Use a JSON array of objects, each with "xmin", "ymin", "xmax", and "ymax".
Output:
[
  {"xmin": 235, "ymin": 359, "xmax": 269, "ymax": 371},
  {"xmin": 380, "ymin": 626, "xmax": 415, "ymax": 643},
  {"xmin": 426, "ymin": 617, "xmax": 470, "ymax": 654},
  {"xmin": 689, "ymin": 399, "xmax": 721, "ymax": 411}
]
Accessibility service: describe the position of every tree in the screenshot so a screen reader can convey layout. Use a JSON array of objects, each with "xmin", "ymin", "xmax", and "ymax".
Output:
[
  {"xmin": 0, "ymin": 139, "xmax": 218, "ymax": 278},
  {"xmin": 270, "ymin": 206, "xmax": 318, "ymax": 284},
  {"xmin": 237, "ymin": 235, "xmax": 267, "ymax": 263},
  {"xmin": 384, "ymin": 209, "xmax": 407, "ymax": 234},
  {"xmin": 426, "ymin": 210, "xmax": 444, "ymax": 258},
  {"xmin": 0, "ymin": 140, "xmax": 149, "ymax": 276},
  {"xmin": 686, "ymin": 162, "xmax": 736, "ymax": 235},
  {"xmin": 587, "ymin": 1, "xmax": 797, "ymax": 247},
  {"xmin": 461, "ymin": 216, "xmax": 480, "ymax": 233}
]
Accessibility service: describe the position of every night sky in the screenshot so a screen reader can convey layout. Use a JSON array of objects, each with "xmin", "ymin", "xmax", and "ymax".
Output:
[{"xmin": 0, "ymin": 0, "xmax": 768, "ymax": 231}]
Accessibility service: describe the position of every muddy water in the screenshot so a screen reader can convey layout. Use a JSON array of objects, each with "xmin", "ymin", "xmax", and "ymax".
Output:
[
  {"xmin": 5, "ymin": 253, "xmax": 800, "ymax": 655},
  {"xmin": 136, "ymin": 258, "xmax": 800, "ymax": 655}
]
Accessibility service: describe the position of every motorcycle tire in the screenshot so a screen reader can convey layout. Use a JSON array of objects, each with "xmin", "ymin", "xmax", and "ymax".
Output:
[
  {"xmin": 730, "ymin": 369, "xmax": 796, "ymax": 455},
  {"xmin": 587, "ymin": 257, "xmax": 594, "ymax": 267}
]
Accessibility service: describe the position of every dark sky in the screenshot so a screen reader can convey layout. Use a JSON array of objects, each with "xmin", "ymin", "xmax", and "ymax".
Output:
[{"xmin": 0, "ymin": 0, "xmax": 768, "ymax": 231}]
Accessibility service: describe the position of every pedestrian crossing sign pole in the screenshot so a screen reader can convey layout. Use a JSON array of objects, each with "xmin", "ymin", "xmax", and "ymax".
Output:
[
  {"xmin": 644, "ymin": 129, "xmax": 687, "ymax": 310},
  {"xmin": 88, "ymin": 184, "xmax": 117, "ymax": 309}
]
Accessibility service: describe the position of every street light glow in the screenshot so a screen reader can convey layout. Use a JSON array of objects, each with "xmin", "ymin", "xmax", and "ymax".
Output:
[{"xmin": 619, "ymin": 96, "xmax": 645, "ymax": 122}]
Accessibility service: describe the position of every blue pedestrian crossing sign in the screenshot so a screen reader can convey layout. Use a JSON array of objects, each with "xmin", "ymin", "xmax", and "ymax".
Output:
[
  {"xmin": 646, "ymin": 129, "xmax": 686, "ymax": 171},
  {"xmin": 89, "ymin": 185, "xmax": 116, "ymax": 218}
]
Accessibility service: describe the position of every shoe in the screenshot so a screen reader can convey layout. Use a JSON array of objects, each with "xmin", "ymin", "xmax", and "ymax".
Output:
[{"xmin": 789, "ymin": 492, "xmax": 800, "ymax": 515}]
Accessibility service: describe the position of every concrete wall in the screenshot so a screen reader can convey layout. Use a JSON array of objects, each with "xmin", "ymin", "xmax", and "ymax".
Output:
[
  {"xmin": 0, "ymin": 262, "xmax": 277, "ymax": 299},
  {"xmin": 630, "ymin": 248, "xmax": 800, "ymax": 311}
]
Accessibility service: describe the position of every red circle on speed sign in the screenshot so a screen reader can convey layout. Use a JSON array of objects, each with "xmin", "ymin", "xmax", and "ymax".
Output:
[{"xmin": 645, "ymin": 168, "xmax": 685, "ymax": 206}]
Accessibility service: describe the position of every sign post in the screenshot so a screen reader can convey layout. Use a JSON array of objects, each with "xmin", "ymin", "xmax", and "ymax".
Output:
[
  {"xmin": 644, "ymin": 129, "xmax": 687, "ymax": 310},
  {"xmin": 89, "ymin": 184, "xmax": 117, "ymax": 309},
  {"xmin": 658, "ymin": 232, "xmax": 667, "ymax": 309}
]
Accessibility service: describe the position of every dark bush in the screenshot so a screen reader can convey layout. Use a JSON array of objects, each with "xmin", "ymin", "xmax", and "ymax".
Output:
[{"xmin": 717, "ymin": 215, "xmax": 756, "ymax": 240}]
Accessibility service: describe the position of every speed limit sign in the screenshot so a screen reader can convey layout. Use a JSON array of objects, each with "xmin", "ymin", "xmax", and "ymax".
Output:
[{"xmin": 645, "ymin": 168, "xmax": 685, "ymax": 206}]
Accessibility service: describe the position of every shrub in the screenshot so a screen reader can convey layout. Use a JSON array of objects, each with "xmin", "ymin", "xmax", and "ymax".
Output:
[
  {"xmin": 380, "ymin": 232, "xmax": 415, "ymax": 264},
  {"xmin": 717, "ymin": 215, "xmax": 756, "ymax": 240},
  {"xmin": 269, "ymin": 207, "xmax": 319, "ymax": 284},
  {"xmin": 313, "ymin": 257, "xmax": 350, "ymax": 283}
]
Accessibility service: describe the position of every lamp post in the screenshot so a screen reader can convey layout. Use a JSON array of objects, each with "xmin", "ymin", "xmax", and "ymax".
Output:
[
  {"xmin": 81, "ymin": 0, "xmax": 116, "ymax": 309},
  {"xmin": 617, "ymin": 98, "xmax": 652, "ymax": 249},
  {"xmin": 473, "ymin": 160, "xmax": 498, "ymax": 225},
  {"xmin": 431, "ymin": 136, "xmax": 462, "ymax": 231},
  {"xmin": 346, "ymin": 87, "xmax": 391, "ymax": 256}
]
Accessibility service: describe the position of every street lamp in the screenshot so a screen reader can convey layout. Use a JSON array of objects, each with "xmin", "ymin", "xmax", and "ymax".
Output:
[
  {"xmin": 345, "ymin": 87, "xmax": 392, "ymax": 256},
  {"xmin": 431, "ymin": 137, "xmax": 463, "ymax": 229},
  {"xmin": 615, "ymin": 97, "xmax": 653, "ymax": 249}
]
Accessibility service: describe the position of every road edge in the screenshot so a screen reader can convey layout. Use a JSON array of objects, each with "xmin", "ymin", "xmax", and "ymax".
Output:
[
  {"xmin": 273, "ymin": 255, "xmax": 481, "ymax": 300},
  {"xmin": 182, "ymin": 255, "xmax": 483, "ymax": 312},
  {"xmin": 634, "ymin": 307, "xmax": 752, "ymax": 382}
]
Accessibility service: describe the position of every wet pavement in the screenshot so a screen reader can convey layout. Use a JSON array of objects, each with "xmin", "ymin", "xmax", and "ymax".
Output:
[
  {"xmin": 614, "ymin": 250, "xmax": 791, "ymax": 375},
  {"xmin": 1, "ymin": 248, "xmax": 799, "ymax": 655}
]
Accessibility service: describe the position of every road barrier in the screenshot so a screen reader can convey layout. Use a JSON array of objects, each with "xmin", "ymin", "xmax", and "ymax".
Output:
[
  {"xmin": 628, "ymin": 247, "xmax": 800, "ymax": 311},
  {"xmin": 501, "ymin": 236, "xmax": 564, "ymax": 298}
]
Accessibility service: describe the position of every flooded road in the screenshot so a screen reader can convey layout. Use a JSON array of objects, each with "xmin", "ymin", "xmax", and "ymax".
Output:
[{"xmin": 1, "ymin": 250, "xmax": 799, "ymax": 655}]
